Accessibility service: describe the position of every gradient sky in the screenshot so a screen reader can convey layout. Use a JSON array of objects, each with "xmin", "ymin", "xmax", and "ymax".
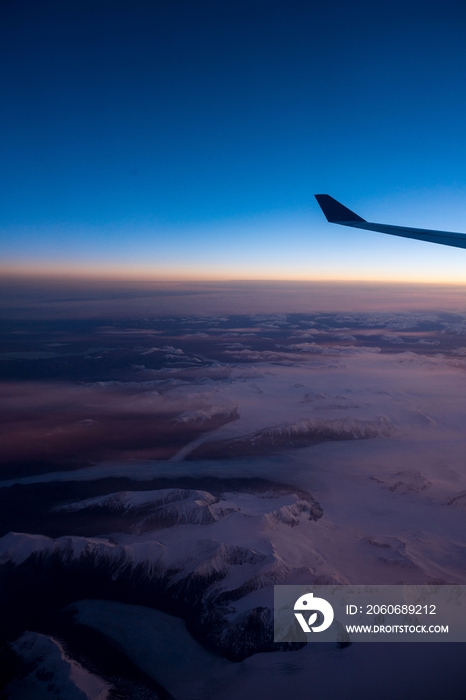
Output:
[{"xmin": 2, "ymin": 0, "xmax": 466, "ymax": 281}]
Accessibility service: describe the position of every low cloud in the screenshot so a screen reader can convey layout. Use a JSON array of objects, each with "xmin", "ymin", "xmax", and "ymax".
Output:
[{"xmin": 0, "ymin": 381, "xmax": 237, "ymax": 470}]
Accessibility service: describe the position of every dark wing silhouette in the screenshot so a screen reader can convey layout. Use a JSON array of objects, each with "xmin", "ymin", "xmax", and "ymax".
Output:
[{"xmin": 314, "ymin": 194, "xmax": 466, "ymax": 250}]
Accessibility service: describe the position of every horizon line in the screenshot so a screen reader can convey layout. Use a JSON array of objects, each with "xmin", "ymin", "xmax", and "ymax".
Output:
[{"xmin": 2, "ymin": 270, "xmax": 466, "ymax": 288}]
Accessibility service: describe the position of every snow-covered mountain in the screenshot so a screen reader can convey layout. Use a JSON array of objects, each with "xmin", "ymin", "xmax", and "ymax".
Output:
[
  {"xmin": 56, "ymin": 488, "xmax": 225, "ymax": 529},
  {"xmin": 55, "ymin": 486, "xmax": 322, "ymax": 529},
  {"xmin": 6, "ymin": 632, "xmax": 112, "ymax": 700},
  {"xmin": 0, "ymin": 486, "xmax": 323, "ymax": 659},
  {"xmin": 189, "ymin": 416, "xmax": 396, "ymax": 458}
]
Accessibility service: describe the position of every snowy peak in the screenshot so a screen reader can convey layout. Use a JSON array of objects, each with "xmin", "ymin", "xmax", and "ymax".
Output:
[
  {"xmin": 190, "ymin": 416, "xmax": 396, "ymax": 458},
  {"xmin": 7, "ymin": 631, "xmax": 112, "ymax": 700},
  {"xmin": 264, "ymin": 499, "xmax": 322, "ymax": 527},
  {"xmin": 57, "ymin": 487, "xmax": 222, "ymax": 529},
  {"xmin": 54, "ymin": 487, "xmax": 321, "ymax": 532}
]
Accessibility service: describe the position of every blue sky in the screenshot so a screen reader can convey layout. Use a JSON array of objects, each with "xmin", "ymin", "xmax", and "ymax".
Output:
[{"xmin": 2, "ymin": 0, "xmax": 466, "ymax": 280}]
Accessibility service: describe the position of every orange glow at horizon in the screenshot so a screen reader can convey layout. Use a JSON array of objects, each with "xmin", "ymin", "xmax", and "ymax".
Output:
[{"xmin": 2, "ymin": 260, "xmax": 466, "ymax": 286}]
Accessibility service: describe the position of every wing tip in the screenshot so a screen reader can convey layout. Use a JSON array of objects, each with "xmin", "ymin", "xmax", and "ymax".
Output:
[{"xmin": 314, "ymin": 194, "xmax": 366, "ymax": 223}]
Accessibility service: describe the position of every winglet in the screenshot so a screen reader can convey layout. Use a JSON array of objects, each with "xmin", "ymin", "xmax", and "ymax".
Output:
[{"xmin": 314, "ymin": 194, "xmax": 366, "ymax": 223}]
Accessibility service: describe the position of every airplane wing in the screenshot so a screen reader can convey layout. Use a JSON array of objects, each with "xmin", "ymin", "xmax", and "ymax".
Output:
[{"xmin": 314, "ymin": 194, "xmax": 466, "ymax": 250}]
